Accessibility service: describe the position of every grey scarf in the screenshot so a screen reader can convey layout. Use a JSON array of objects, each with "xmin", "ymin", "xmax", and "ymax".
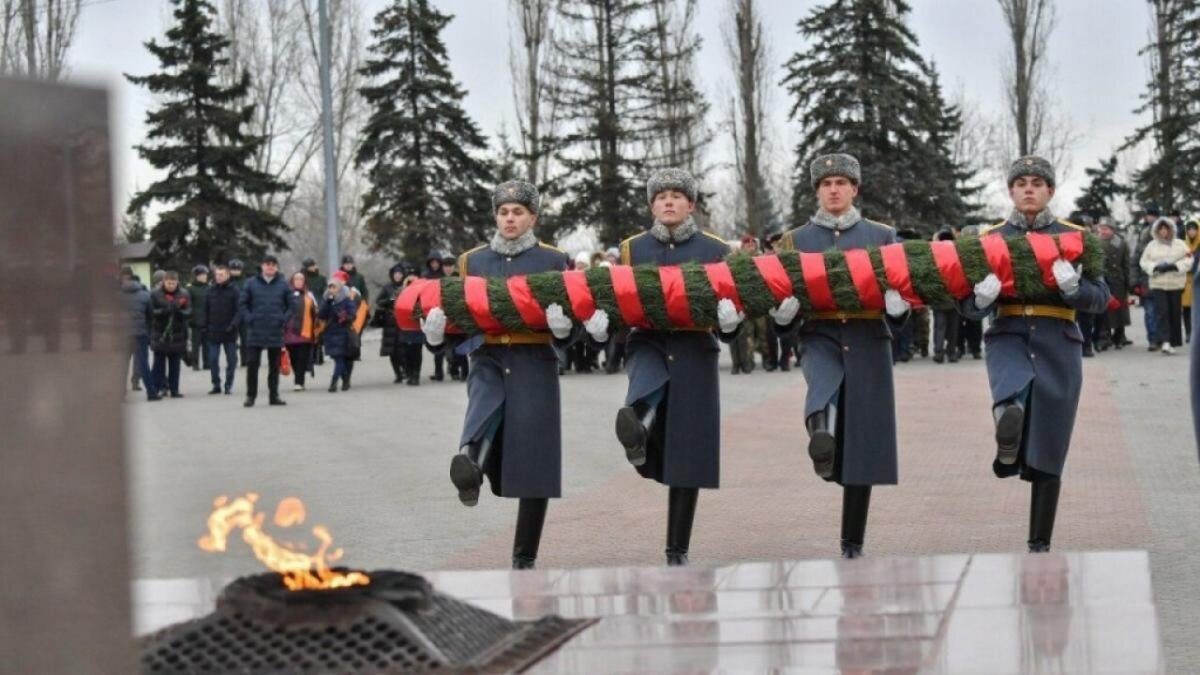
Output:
[
  {"xmin": 490, "ymin": 229, "xmax": 538, "ymax": 256},
  {"xmin": 1007, "ymin": 207, "xmax": 1057, "ymax": 231},
  {"xmin": 812, "ymin": 206, "xmax": 862, "ymax": 231},
  {"xmin": 649, "ymin": 216, "xmax": 698, "ymax": 244}
]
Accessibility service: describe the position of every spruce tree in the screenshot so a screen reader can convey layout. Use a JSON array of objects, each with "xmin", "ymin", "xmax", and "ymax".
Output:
[
  {"xmin": 125, "ymin": 0, "xmax": 290, "ymax": 268},
  {"xmin": 1124, "ymin": 1, "xmax": 1200, "ymax": 212},
  {"xmin": 781, "ymin": 0, "xmax": 973, "ymax": 233},
  {"xmin": 357, "ymin": 0, "xmax": 494, "ymax": 261},
  {"xmin": 548, "ymin": 0, "xmax": 655, "ymax": 245},
  {"xmin": 1073, "ymin": 155, "xmax": 1127, "ymax": 219},
  {"xmin": 642, "ymin": 0, "xmax": 711, "ymax": 173}
]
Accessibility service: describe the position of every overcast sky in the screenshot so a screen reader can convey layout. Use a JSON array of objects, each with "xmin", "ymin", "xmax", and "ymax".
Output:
[{"xmin": 66, "ymin": 0, "xmax": 1153, "ymax": 227}]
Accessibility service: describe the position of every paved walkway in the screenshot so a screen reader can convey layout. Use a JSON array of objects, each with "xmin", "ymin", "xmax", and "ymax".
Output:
[{"xmin": 128, "ymin": 308, "xmax": 1200, "ymax": 667}]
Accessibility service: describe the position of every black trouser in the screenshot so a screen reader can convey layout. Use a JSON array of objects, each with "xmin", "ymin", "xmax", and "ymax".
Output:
[
  {"xmin": 189, "ymin": 326, "xmax": 208, "ymax": 368},
  {"xmin": 403, "ymin": 343, "xmax": 423, "ymax": 382},
  {"xmin": 958, "ymin": 317, "xmax": 982, "ymax": 355},
  {"xmin": 1107, "ymin": 308, "xmax": 1127, "ymax": 345},
  {"xmin": 933, "ymin": 309, "xmax": 959, "ymax": 357},
  {"xmin": 433, "ymin": 352, "xmax": 444, "ymax": 378},
  {"xmin": 287, "ymin": 343, "xmax": 312, "ymax": 386},
  {"xmin": 1152, "ymin": 289, "xmax": 1184, "ymax": 347},
  {"xmin": 389, "ymin": 351, "xmax": 405, "ymax": 379},
  {"xmin": 1075, "ymin": 312, "xmax": 1095, "ymax": 350},
  {"xmin": 245, "ymin": 346, "xmax": 282, "ymax": 399}
]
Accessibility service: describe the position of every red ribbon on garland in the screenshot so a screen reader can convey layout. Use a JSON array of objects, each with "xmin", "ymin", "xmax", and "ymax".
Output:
[
  {"xmin": 659, "ymin": 266, "xmax": 695, "ymax": 328},
  {"xmin": 879, "ymin": 244, "xmax": 922, "ymax": 308},
  {"xmin": 844, "ymin": 249, "xmax": 885, "ymax": 310},
  {"xmin": 464, "ymin": 276, "xmax": 505, "ymax": 334},
  {"xmin": 1057, "ymin": 230, "xmax": 1084, "ymax": 262},
  {"xmin": 800, "ymin": 252, "xmax": 837, "ymax": 311},
  {"xmin": 610, "ymin": 265, "xmax": 650, "ymax": 328},
  {"xmin": 704, "ymin": 262, "xmax": 743, "ymax": 312},
  {"xmin": 562, "ymin": 270, "xmax": 597, "ymax": 321},
  {"xmin": 753, "ymin": 255, "xmax": 794, "ymax": 302},
  {"xmin": 979, "ymin": 235, "xmax": 1017, "ymax": 298},
  {"xmin": 930, "ymin": 241, "xmax": 972, "ymax": 299},
  {"xmin": 506, "ymin": 276, "xmax": 548, "ymax": 330},
  {"xmin": 1026, "ymin": 232, "xmax": 1061, "ymax": 289},
  {"xmin": 394, "ymin": 279, "xmax": 424, "ymax": 331}
]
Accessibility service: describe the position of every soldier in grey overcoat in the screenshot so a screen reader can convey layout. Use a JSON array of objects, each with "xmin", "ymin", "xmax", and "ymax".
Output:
[
  {"xmin": 774, "ymin": 153, "xmax": 912, "ymax": 559},
  {"xmin": 614, "ymin": 168, "xmax": 748, "ymax": 566},
  {"xmin": 959, "ymin": 156, "xmax": 1111, "ymax": 553},
  {"xmin": 422, "ymin": 181, "xmax": 610, "ymax": 570}
]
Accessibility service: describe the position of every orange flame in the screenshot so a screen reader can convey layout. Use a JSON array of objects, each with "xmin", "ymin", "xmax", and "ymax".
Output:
[{"xmin": 198, "ymin": 493, "xmax": 369, "ymax": 590}]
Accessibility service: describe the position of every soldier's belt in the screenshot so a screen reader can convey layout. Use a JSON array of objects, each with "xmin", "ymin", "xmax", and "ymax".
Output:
[
  {"xmin": 996, "ymin": 304, "xmax": 1077, "ymax": 321},
  {"xmin": 811, "ymin": 310, "xmax": 884, "ymax": 321},
  {"xmin": 483, "ymin": 333, "xmax": 554, "ymax": 345}
]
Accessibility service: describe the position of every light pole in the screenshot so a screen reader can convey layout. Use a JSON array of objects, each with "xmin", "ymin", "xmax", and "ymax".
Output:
[{"xmin": 318, "ymin": 0, "xmax": 340, "ymax": 276}]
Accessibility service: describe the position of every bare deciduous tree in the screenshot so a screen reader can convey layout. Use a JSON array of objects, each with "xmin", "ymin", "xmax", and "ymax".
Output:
[
  {"xmin": 0, "ymin": 0, "xmax": 80, "ymax": 79},
  {"xmin": 997, "ymin": 0, "xmax": 1056, "ymax": 156},
  {"xmin": 643, "ymin": 0, "xmax": 710, "ymax": 174},
  {"xmin": 996, "ymin": 0, "xmax": 1078, "ymax": 190},
  {"xmin": 721, "ymin": 0, "xmax": 773, "ymax": 235},
  {"xmin": 508, "ymin": 0, "xmax": 558, "ymax": 185},
  {"xmin": 217, "ymin": 0, "xmax": 319, "ymax": 218}
]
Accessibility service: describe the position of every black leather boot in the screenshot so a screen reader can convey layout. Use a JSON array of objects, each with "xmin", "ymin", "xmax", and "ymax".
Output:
[
  {"xmin": 341, "ymin": 373, "xmax": 351, "ymax": 391},
  {"xmin": 615, "ymin": 403, "xmax": 656, "ymax": 467},
  {"xmin": 512, "ymin": 498, "xmax": 548, "ymax": 570},
  {"xmin": 449, "ymin": 437, "xmax": 492, "ymax": 507},
  {"xmin": 328, "ymin": 375, "xmax": 338, "ymax": 393},
  {"xmin": 840, "ymin": 485, "xmax": 872, "ymax": 559},
  {"xmin": 994, "ymin": 402, "xmax": 1024, "ymax": 465},
  {"xmin": 806, "ymin": 405, "xmax": 837, "ymax": 479},
  {"xmin": 1027, "ymin": 478, "xmax": 1061, "ymax": 553},
  {"xmin": 665, "ymin": 487, "xmax": 699, "ymax": 566}
]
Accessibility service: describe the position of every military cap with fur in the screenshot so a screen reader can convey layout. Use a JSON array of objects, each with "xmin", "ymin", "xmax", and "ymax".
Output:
[
  {"xmin": 1007, "ymin": 155, "xmax": 1055, "ymax": 187},
  {"xmin": 646, "ymin": 167, "xmax": 697, "ymax": 204},
  {"xmin": 492, "ymin": 180, "xmax": 540, "ymax": 214},
  {"xmin": 810, "ymin": 153, "xmax": 861, "ymax": 188}
]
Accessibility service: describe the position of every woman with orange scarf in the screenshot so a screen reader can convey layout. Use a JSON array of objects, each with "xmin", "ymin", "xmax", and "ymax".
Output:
[{"xmin": 283, "ymin": 271, "xmax": 319, "ymax": 391}]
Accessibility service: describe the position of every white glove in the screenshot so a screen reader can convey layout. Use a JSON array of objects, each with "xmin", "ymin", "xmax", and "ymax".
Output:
[
  {"xmin": 768, "ymin": 296, "xmax": 800, "ymax": 326},
  {"xmin": 584, "ymin": 309, "xmax": 610, "ymax": 343},
  {"xmin": 884, "ymin": 288, "xmax": 911, "ymax": 318},
  {"xmin": 545, "ymin": 303, "xmax": 573, "ymax": 340},
  {"xmin": 421, "ymin": 307, "xmax": 446, "ymax": 346},
  {"xmin": 973, "ymin": 273, "xmax": 1002, "ymax": 309},
  {"xmin": 1052, "ymin": 259, "xmax": 1080, "ymax": 296},
  {"xmin": 716, "ymin": 298, "xmax": 745, "ymax": 334}
]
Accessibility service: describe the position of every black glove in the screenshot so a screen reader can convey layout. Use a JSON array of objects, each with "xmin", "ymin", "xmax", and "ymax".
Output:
[{"xmin": 1154, "ymin": 261, "xmax": 1175, "ymax": 274}]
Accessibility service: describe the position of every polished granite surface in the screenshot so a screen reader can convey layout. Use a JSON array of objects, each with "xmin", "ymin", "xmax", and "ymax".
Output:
[{"xmin": 135, "ymin": 550, "xmax": 1164, "ymax": 673}]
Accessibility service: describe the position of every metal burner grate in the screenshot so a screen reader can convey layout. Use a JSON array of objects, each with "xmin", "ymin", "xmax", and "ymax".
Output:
[{"xmin": 138, "ymin": 570, "xmax": 593, "ymax": 674}]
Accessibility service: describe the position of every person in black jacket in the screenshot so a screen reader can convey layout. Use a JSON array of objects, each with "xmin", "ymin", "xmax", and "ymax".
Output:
[
  {"xmin": 205, "ymin": 264, "xmax": 240, "ymax": 395},
  {"xmin": 239, "ymin": 253, "xmax": 292, "ymax": 407},
  {"xmin": 187, "ymin": 265, "xmax": 210, "ymax": 370},
  {"xmin": 339, "ymin": 254, "xmax": 369, "ymax": 304},
  {"xmin": 149, "ymin": 271, "xmax": 192, "ymax": 399},
  {"xmin": 376, "ymin": 263, "xmax": 409, "ymax": 383}
]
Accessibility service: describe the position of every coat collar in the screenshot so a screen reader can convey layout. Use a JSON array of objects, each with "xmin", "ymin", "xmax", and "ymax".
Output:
[
  {"xmin": 490, "ymin": 229, "xmax": 538, "ymax": 256},
  {"xmin": 649, "ymin": 216, "xmax": 698, "ymax": 244},
  {"xmin": 811, "ymin": 206, "xmax": 861, "ymax": 231}
]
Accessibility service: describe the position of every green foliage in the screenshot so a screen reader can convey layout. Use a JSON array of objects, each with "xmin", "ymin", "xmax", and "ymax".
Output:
[
  {"xmin": 357, "ymin": 0, "xmax": 495, "ymax": 261},
  {"xmin": 125, "ymin": 0, "xmax": 290, "ymax": 268},
  {"xmin": 782, "ymin": 0, "xmax": 981, "ymax": 233}
]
